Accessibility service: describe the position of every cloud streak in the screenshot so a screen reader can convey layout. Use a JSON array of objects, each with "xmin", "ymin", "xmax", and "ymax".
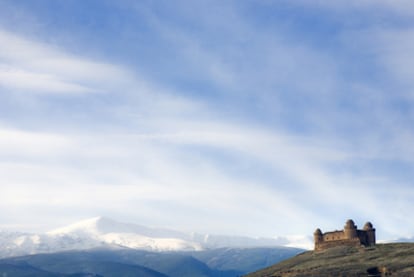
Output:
[{"xmin": 0, "ymin": 30, "xmax": 135, "ymax": 95}]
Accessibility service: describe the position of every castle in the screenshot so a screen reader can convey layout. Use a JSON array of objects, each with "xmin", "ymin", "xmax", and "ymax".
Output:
[{"xmin": 314, "ymin": 219, "xmax": 376, "ymax": 251}]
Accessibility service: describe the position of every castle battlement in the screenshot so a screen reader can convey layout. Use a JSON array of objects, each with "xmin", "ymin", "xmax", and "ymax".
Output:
[{"xmin": 314, "ymin": 219, "xmax": 376, "ymax": 251}]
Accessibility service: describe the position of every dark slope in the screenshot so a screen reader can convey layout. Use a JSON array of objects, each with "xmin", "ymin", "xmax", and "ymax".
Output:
[
  {"xmin": 136, "ymin": 254, "xmax": 223, "ymax": 277},
  {"xmin": 35, "ymin": 260, "xmax": 168, "ymax": 277},
  {"xmin": 0, "ymin": 246, "xmax": 302, "ymax": 277},
  {"xmin": 247, "ymin": 243, "xmax": 414, "ymax": 277},
  {"xmin": 0, "ymin": 250, "xmax": 229, "ymax": 277},
  {"xmin": 0, "ymin": 263, "xmax": 63, "ymax": 277},
  {"xmin": 1, "ymin": 253, "xmax": 167, "ymax": 277},
  {"xmin": 0, "ymin": 263, "xmax": 104, "ymax": 276},
  {"xmin": 192, "ymin": 247, "xmax": 303, "ymax": 274}
]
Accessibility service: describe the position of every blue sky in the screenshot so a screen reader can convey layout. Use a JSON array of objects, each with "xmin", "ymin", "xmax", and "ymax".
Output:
[{"xmin": 1, "ymin": 0, "xmax": 414, "ymax": 241}]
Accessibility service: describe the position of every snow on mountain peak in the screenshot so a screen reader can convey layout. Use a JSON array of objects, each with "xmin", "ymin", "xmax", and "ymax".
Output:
[
  {"xmin": 45, "ymin": 216, "xmax": 203, "ymax": 252},
  {"xmin": 47, "ymin": 217, "xmax": 95, "ymax": 235},
  {"xmin": 47, "ymin": 216, "xmax": 122, "ymax": 236},
  {"xmin": 0, "ymin": 216, "xmax": 308, "ymax": 258}
]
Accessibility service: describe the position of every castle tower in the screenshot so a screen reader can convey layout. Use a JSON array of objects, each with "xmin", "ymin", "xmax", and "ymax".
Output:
[
  {"xmin": 314, "ymin": 228, "xmax": 323, "ymax": 250},
  {"xmin": 344, "ymin": 219, "xmax": 357, "ymax": 239},
  {"xmin": 363, "ymin": 222, "xmax": 376, "ymax": 246}
]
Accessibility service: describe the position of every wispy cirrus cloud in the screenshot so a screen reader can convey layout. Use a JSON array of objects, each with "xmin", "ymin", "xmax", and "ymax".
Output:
[
  {"xmin": 0, "ymin": 30, "xmax": 134, "ymax": 95},
  {"xmin": 1, "ymin": 1, "xmax": 414, "ymax": 241},
  {"xmin": 0, "ymin": 68, "xmax": 98, "ymax": 94}
]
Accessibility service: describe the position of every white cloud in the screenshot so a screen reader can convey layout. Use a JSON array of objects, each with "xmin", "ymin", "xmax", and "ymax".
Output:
[
  {"xmin": 0, "ymin": 68, "xmax": 96, "ymax": 94},
  {"xmin": 0, "ymin": 128, "xmax": 70, "ymax": 156},
  {"xmin": 0, "ymin": 30, "xmax": 134, "ymax": 95}
]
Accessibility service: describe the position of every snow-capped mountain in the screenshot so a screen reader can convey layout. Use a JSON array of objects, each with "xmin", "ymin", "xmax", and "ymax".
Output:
[
  {"xmin": 0, "ymin": 217, "xmax": 312, "ymax": 258},
  {"xmin": 47, "ymin": 216, "xmax": 203, "ymax": 252}
]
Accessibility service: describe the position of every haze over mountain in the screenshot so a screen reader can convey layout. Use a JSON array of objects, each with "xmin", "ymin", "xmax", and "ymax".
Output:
[{"xmin": 0, "ymin": 217, "xmax": 311, "ymax": 258}]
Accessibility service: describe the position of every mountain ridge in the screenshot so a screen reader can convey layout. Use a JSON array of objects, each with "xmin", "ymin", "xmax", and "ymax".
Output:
[
  {"xmin": 0, "ymin": 216, "xmax": 310, "ymax": 258},
  {"xmin": 0, "ymin": 247, "xmax": 304, "ymax": 277}
]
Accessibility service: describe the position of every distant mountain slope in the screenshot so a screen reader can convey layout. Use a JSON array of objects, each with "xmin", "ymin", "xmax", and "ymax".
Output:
[
  {"xmin": 2, "ymin": 253, "xmax": 168, "ymax": 277},
  {"xmin": 0, "ymin": 216, "xmax": 310, "ymax": 257},
  {"xmin": 0, "ymin": 263, "xmax": 60, "ymax": 277},
  {"xmin": 192, "ymin": 247, "xmax": 303, "ymax": 273},
  {"xmin": 247, "ymin": 243, "xmax": 414, "ymax": 277},
  {"xmin": 0, "ymin": 247, "xmax": 303, "ymax": 277},
  {"xmin": 0, "ymin": 263, "xmax": 105, "ymax": 276},
  {"xmin": 0, "ymin": 250, "xmax": 231, "ymax": 277},
  {"xmin": 134, "ymin": 254, "xmax": 227, "ymax": 277},
  {"xmin": 38, "ymin": 260, "xmax": 168, "ymax": 277}
]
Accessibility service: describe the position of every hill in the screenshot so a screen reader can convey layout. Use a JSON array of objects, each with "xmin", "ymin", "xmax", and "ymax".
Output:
[{"xmin": 247, "ymin": 243, "xmax": 414, "ymax": 277}]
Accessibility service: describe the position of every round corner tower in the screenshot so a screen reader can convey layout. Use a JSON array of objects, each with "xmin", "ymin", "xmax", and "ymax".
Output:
[
  {"xmin": 363, "ymin": 221, "xmax": 376, "ymax": 246},
  {"xmin": 344, "ymin": 219, "xmax": 357, "ymax": 239},
  {"xmin": 314, "ymin": 228, "xmax": 322, "ymax": 243},
  {"xmin": 314, "ymin": 228, "xmax": 323, "ymax": 250}
]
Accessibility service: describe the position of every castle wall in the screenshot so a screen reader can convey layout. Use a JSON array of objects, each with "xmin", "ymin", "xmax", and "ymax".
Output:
[
  {"xmin": 314, "ymin": 220, "xmax": 376, "ymax": 251},
  {"xmin": 315, "ymin": 237, "xmax": 360, "ymax": 251},
  {"xmin": 357, "ymin": 230, "xmax": 368, "ymax": 245},
  {"xmin": 323, "ymin": 231, "xmax": 345, "ymax": 241}
]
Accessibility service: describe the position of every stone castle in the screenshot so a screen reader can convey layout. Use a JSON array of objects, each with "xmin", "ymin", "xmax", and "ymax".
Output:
[{"xmin": 314, "ymin": 219, "xmax": 376, "ymax": 251}]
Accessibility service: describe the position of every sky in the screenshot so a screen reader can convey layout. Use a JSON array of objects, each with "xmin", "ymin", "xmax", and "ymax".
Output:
[{"xmin": 1, "ymin": 0, "xmax": 414, "ymax": 241}]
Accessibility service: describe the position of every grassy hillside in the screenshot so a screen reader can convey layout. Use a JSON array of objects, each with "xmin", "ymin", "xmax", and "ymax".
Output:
[{"xmin": 247, "ymin": 243, "xmax": 414, "ymax": 277}]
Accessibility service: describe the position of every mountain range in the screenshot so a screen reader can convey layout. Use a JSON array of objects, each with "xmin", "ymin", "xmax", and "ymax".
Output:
[
  {"xmin": 0, "ymin": 246, "xmax": 305, "ymax": 277},
  {"xmin": 0, "ymin": 216, "xmax": 311, "ymax": 258},
  {"xmin": 0, "ymin": 217, "xmax": 305, "ymax": 276}
]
